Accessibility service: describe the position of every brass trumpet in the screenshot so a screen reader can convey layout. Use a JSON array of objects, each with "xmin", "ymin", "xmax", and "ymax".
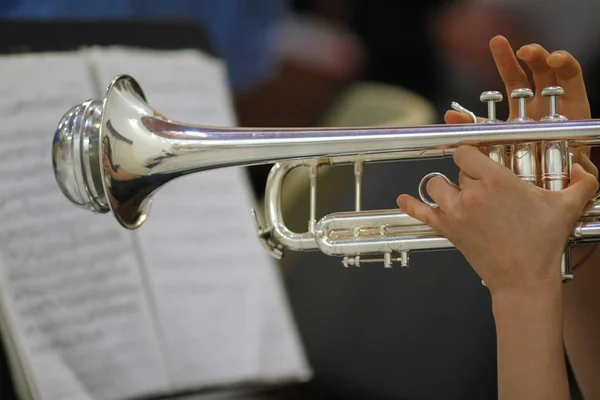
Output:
[{"xmin": 52, "ymin": 75, "xmax": 600, "ymax": 280}]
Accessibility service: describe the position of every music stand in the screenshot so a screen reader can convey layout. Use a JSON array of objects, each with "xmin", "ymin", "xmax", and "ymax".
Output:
[{"xmin": 0, "ymin": 19, "xmax": 216, "ymax": 400}]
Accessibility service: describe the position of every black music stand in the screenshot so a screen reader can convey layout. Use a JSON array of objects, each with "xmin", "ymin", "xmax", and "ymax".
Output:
[{"xmin": 0, "ymin": 19, "xmax": 216, "ymax": 55}]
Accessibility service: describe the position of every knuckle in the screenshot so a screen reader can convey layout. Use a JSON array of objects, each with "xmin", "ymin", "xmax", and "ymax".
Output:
[
  {"xmin": 449, "ymin": 207, "xmax": 467, "ymax": 224},
  {"xmin": 453, "ymin": 145, "xmax": 472, "ymax": 164},
  {"xmin": 484, "ymin": 172, "xmax": 504, "ymax": 188},
  {"xmin": 461, "ymin": 189, "xmax": 482, "ymax": 209}
]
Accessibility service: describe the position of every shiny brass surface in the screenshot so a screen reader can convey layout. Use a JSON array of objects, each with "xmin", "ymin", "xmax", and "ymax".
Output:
[{"xmin": 52, "ymin": 75, "xmax": 600, "ymax": 274}]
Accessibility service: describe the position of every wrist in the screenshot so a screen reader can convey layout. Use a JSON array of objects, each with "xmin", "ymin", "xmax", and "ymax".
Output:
[
  {"xmin": 491, "ymin": 280, "xmax": 563, "ymax": 323},
  {"xmin": 481, "ymin": 256, "xmax": 565, "ymax": 305}
]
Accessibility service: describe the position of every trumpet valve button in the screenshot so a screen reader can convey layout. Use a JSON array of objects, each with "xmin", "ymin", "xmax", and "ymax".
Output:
[
  {"xmin": 541, "ymin": 86, "xmax": 568, "ymax": 122},
  {"xmin": 480, "ymin": 90, "xmax": 503, "ymax": 123},
  {"xmin": 480, "ymin": 90, "xmax": 503, "ymax": 102},
  {"xmin": 509, "ymin": 88, "xmax": 535, "ymax": 122},
  {"xmin": 541, "ymin": 86, "xmax": 565, "ymax": 97},
  {"xmin": 511, "ymin": 87, "xmax": 534, "ymax": 99}
]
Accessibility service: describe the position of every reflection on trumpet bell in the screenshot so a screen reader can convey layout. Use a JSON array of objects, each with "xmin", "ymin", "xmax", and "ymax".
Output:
[{"xmin": 51, "ymin": 75, "xmax": 600, "ymax": 279}]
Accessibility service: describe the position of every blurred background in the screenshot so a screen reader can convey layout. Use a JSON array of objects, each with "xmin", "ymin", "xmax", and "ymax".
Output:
[{"xmin": 2, "ymin": 0, "xmax": 600, "ymax": 399}]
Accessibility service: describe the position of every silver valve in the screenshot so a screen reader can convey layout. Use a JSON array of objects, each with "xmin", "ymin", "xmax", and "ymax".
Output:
[
  {"xmin": 480, "ymin": 90, "xmax": 503, "ymax": 123},
  {"xmin": 541, "ymin": 86, "xmax": 568, "ymax": 122},
  {"xmin": 509, "ymin": 88, "xmax": 535, "ymax": 122}
]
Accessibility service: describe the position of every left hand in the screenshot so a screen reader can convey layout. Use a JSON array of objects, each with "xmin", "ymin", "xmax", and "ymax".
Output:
[
  {"xmin": 445, "ymin": 35, "xmax": 591, "ymax": 123},
  {"xmin": 446, "ymin": 35, "xmax": 597, "ymax": 176}
]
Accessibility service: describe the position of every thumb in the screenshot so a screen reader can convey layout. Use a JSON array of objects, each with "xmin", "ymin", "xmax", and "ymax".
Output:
[
  {"xmin": 564, "ymin": 163, "xmax": 599, "ymax": 207},
  {"xmin": 444, "ymin": 110, "xmax": 487, "ymax": 124}
]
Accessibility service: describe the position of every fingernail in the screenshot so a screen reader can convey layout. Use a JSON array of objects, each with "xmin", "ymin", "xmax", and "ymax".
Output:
[
  {"xmin": 549, "ymin": 51, "xmax": 567, "ymax": 62},
  {"xmin": 516, "ymin": 46, "xmax": 531, "ymax": 60},
  {"xmin": 397, "ymin": 196, "xmax": 407, "ymax": 210}
]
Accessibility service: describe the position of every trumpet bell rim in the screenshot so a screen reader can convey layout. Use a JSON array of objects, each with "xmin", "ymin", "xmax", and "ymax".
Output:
[
  {"xmin": 51, "ymin": 74, "xmax": 153, "ymax": 230},
  {"xmin": 100, "ymin": 74, "xmax": 153, "ymax": 229}
]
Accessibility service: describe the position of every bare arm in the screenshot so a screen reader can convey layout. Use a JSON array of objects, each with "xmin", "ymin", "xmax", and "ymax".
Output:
[
  {"xmin": 399, "ymin": 36, "xmax": 599, "ymax": 400},
  {"xmin": 563, "ymin": 245, "xmax": 600, "ymax": 399},
  {"xmin": 493, "ymin": 282, "xmax": 570, "ymax": 400}
]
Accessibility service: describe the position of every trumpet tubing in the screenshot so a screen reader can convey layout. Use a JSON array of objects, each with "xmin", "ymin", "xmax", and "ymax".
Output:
[{"xmin": 52, "ymin": 75, "xmax": 600, "ymax": 280}]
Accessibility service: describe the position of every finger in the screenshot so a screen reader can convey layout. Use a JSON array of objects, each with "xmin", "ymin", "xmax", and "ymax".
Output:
[
  {"xmin": 444, "ymin": 110, "xmax": 487, "ymax": 124},
  {"xmin": 563, "ymin": 163, "xmax": 600, "ymax": 209},
  {"xmin": 458, "ymin": 170, "xmax": 476, "ymax": 188},
  {"xmin": 426, "ymin": 175, "xmax": 460, "ymax": 211},
  {"xmin": 516, "ymin": 43, "xmax": 555, "ymax": 95},
  {"xmin": 452, "ymin": 145, "xmax": 503, "ymax": 179},
  {"xmin": 489, "ymin": 35, "xmax": 531, "ymax": 119},
  {"xmin": 546, "ymin": 50, "xmax": 590, "ymax": 119},
  {"xmin": 575, "ymin": 146, "xmax": 591, "ymax": 158},
  {"xmin": 572, "ymin": 148, "xmax": 599, "ymax": 179},
  {"xmin": 397, "ymin": 194, "xmax": 446, "ymax": 231}
]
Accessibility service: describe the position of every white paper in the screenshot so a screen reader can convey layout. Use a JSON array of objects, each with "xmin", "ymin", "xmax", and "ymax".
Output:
[
  {"xmin": 86, "ymin": 47, "xmax": 311, "ymax": 389},
  {"xmin": 0, "ymin": 52, "xmax": 170, "ymax": 400}
]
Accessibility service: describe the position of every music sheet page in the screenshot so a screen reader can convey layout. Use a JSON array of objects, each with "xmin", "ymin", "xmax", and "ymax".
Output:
[
  {"xmin": 86, "ymin": 47, "xmax": 311, "ymax": 390},
  {"xmin": 0, "ymin": 52, "xmax": 171, "ymax": 400}
]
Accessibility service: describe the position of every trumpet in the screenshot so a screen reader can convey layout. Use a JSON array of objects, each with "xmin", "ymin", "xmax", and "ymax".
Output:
[{"xmin": 52, "ymin": 75, "xmax": 600, "ymax": 281}]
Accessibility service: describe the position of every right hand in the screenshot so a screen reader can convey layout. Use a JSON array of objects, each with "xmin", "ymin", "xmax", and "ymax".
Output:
[
  {"xmin": 445, "ymin": 35, "xmax": 591, "ymax": 123},
  {"xmin": 397, "ymin": 147, "xmax": 598, "ymax": 296}
]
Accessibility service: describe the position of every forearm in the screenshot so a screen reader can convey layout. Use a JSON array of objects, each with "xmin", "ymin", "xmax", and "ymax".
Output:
[
  {"xmin": 563, "ymin": 245, "xmax": 600, "ymax": 400},
  {"xmin": 492, "ymin": 282, "xmax": 570, "ymax": 400}
]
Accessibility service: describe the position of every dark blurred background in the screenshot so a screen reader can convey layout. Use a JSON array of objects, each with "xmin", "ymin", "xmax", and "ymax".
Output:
[{"xmin": 2, "ymin": 1, "xmax": 600, "ymax": 399}]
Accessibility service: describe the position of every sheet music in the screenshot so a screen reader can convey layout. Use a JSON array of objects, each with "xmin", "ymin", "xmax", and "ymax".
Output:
[
  {"xmin": 0, "ymin": 52, "xmax": 170, "ymax": 400},
  {"xmin": 86, "ymin": 47, "xmax": 311, "ymax": 389},
  {"xmin": 0, "ymin": 285, "xmax": 36, "ymax": 400}
]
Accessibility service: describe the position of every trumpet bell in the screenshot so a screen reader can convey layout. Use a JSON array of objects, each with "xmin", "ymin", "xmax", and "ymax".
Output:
[{"xmin": 52, "ymin": 75, "xmax": 155, "ymax": 229}]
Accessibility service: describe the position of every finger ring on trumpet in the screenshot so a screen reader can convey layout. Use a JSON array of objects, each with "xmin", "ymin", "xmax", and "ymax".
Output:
[
  {"xmin": 418, "ymin": 172, "xmax": 453, "ymax": 208},
  {"xmin": 451, "ymin": 102, "xmax": 478, "ymax": 124}
]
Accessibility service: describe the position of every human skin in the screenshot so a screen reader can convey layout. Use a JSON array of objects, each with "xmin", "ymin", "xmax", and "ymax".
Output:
[{"xmin": 397, "ymin": 35, "xmax": 600, "ymax": 400}]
